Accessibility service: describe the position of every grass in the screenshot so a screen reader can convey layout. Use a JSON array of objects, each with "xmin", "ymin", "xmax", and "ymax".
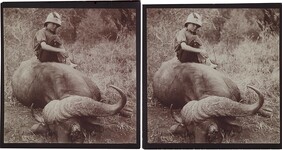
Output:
[
  {"xmin": 146, "ymin": 9, "xmax": 280, "ymax": 143},
  {"xmin": 3, "ymin": 17, "xmax": 137, "ymax": 143}
]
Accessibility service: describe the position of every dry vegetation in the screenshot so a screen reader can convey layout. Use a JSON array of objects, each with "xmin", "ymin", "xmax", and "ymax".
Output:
[
  {"xmin": 3, "ymin": 8, "xmax": 137, "ymax": 143},
  {"xmin": 146, "ymin": 8, "xmax": 280, "ymax": 143}
]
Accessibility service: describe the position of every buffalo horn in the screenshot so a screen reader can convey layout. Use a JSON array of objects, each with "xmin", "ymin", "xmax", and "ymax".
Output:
[
  {"xmin": 42, "ymin": 85, "xmax": 127, "ymax": 123},
  {"xmin": 181, "ymin": 85, "xmax": 264, "ymax": 124}
]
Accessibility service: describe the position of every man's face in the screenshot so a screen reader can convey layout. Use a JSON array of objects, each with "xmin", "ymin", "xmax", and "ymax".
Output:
[
  {"xmin": 46, "ymin": 22, "xmax": 60, "ymax": 33},
  {"xmin": 187, "ymin": 23, "xmax": 200, "ymax": 33}
]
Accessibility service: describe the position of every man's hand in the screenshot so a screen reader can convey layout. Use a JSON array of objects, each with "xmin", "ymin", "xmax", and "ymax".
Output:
[
  {"xmin": 60, "ymin": 50, "xmax": 69, "ymax": 58},
  {"xmin": 199, "ymin": 48, "xmax": 208, "ymax": 58}
]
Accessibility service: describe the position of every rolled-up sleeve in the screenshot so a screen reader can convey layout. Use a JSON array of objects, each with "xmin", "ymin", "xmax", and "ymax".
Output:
[
  {"xmin": 34, "ymin": 29, "xmax": 46, "ymax": 50},
  {"xmin": 176, "ymin": 29, "xmax": 187, "ymax": 44},
  {"xmin": 174, "ymin": 29, "xmax": 187, "ymax": 51}
]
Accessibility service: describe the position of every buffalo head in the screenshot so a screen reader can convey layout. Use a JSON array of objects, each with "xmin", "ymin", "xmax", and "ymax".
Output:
[
  {"xmin": 42, "ymin": 85, "xmax": 126, "ymax": 121},
  {"xmin": 170, "ymin": 85, "xmax": 264, "ymax": 143},
  {"xmin": 30, "ymin": 85, "xmax": 126, "ymax": 143}
]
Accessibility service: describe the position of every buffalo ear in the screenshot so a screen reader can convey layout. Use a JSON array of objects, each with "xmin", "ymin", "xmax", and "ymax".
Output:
[
  {"xmin": 31, "ymin": 103, "xmax": 45, "ymax": 123},
  {"xmin": 30, "ymin": 123, "xmax": 48, "ymax": 134},
  {"xmin": 169, "ymin": 124, "xmax": 187, "ymax": 134}
]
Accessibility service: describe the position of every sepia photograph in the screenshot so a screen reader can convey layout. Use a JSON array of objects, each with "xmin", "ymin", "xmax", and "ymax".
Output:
[
  {"xmin": 1, "ymin": 2, "xmax": 140, "ymax": 148},
  {"xmin": 144, "ymin": 4, "xmax": 280, "ymax": 147}
]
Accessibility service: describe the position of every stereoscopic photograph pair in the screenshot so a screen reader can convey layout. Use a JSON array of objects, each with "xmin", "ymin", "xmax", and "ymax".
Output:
[{"xmin": 1, "ymin": 1, "xmax": 281, "ymax": 149}]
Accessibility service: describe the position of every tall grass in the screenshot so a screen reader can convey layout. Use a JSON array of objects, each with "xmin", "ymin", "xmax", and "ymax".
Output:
[{"xmin": 68, "ymin": 35, "xmax": 136, "ymax": 106}]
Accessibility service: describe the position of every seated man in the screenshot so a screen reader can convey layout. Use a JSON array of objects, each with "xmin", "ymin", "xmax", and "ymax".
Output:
[
  {"xmin": 34, "ymin": 12, "xmax": 77, "ymax": 68},
  {"xmin": 174, "ymin": 12, "xmax": 217, "ymax": 68}
]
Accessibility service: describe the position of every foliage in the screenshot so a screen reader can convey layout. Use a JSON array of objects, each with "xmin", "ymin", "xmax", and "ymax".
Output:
[
  {"xmin": 75, "ymin": 9, "xmax": 136, "ymax": 45},
  {"xmin": 147, "ymin": 8, "xmax": 279, "ymax": 45}
]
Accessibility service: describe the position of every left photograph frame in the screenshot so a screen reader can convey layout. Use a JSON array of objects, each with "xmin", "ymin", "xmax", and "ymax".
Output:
[{"xmin": 1, "ymin": 1, "xmax": 140, "ymax": 148}]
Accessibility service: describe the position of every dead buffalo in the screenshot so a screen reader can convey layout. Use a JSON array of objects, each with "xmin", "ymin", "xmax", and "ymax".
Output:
[
  {"xmin": 12, "ymin": 57, "xmax": 127, "ymax": 143},
  {"xmin": 153, "ymin": 58, "xmax": 270, "ymax": 143}
]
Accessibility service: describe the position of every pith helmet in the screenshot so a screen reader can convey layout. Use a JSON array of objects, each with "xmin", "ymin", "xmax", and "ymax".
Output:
[
  {"xmin": 185, "ymin": 12, "xmax": 202, "ymax": 27},
  {"xmin": 44, "ymin": 12, "xmax": 62, "ymax": 26}
]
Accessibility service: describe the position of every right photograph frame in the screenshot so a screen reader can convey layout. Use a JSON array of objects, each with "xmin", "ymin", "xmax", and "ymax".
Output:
[{"xmin": 143, "ymin": 4, "xmax": 281, "ymax": 148}]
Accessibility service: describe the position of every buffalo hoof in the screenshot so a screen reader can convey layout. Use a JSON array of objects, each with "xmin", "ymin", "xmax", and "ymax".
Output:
[
  {"xmin": 119, "ymin": 107, "xmax": 133, "ymax": 118},
  {"xmin": 258, "ymin": 107, "xmax": 273, "ymax": 118}
]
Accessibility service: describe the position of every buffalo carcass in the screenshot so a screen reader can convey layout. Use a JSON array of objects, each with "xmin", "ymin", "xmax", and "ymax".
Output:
[
  {"xmin": 12, "ymin": 57, "xmax": 127, "ymax": 143},
  {"xmin": 152, "ymin": 58, "xmax": 268, "ymax": 143}
]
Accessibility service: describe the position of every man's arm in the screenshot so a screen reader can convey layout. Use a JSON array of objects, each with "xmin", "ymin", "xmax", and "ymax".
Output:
[
  {"xmin": 40, "ymin": 42, "xmax": 66, "ymax": 53},
  {"xmin": 180, "ymin": 42, "xmax": 208, "ymax": 57},
  {"xmin": 180, "ymin": 42, "xmax": 204, "ymax": 53}
]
